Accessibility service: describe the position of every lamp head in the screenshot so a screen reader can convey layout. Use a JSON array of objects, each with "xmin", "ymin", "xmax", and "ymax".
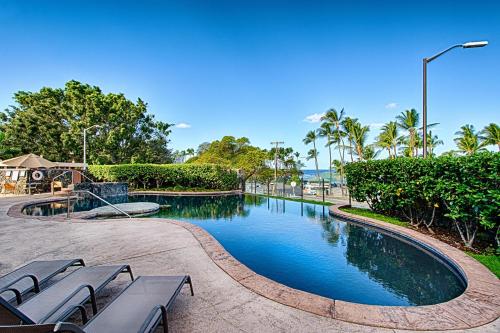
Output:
[{"xmin": 462, "ymin": 41, "xmax": 488, "ymax": 48}]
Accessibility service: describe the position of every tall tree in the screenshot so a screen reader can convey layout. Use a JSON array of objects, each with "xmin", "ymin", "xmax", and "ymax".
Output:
[
  {"xmin": 376, "ymin": 121, "xmax": 399, "ymax": 158},
  {"xmin": 303, "ymin": 130, "xmax": 320, "ymax": 177},
  {"xmin": 0, "ymin": 81, "xmax": 173, "ymax": 163},
  {"xmin": 189, "ymin": 136, "xmax": 270, "ymax": 188},
  {"xmin": 480, "ymin": 123, "xmax": 500, "ymax": 151},
  {"xmin": 351, "ymin": 121, "xmax": 370, "ymax": 160},
  {"xmin": 396, "ymin": 109, "xmax": 419, "ymax": 157},
  {"xmin": 317, "ymin": 122, "xmax": 335, "ymax": 188},
  {"xmin": 426, "ymin": 131, "xmax": 443, "ymax": 157},
  {"xmin": 321, "ymin": 108, "xmax": 347, "ymax": 194},
  {"xmin": 454, "ymin": 124, "xmax": 486, "ymax": 155},
  {"xmin": 341, "ymin": 116, "xmax": 356, "ymax": 162}
]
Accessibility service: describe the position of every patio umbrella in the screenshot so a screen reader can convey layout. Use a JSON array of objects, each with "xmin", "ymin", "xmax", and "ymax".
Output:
[{"xmin": 0, "ymin": 153, "xmax": 56, "ymax": 169}]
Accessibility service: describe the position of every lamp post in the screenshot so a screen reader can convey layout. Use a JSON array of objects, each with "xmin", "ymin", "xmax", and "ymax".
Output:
[
  {"xmin": 83, "ymin": 125, "xmax": 101, "ymax": 171},
  {"xmin": 422, "ymin": 41, "xmax": 488, "ymax": 158}
]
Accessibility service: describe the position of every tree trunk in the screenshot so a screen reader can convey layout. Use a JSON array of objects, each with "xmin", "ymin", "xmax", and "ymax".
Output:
[
  {"xmin": 313, "ymin": 140, "xmax": 319, "ymax": 178},
  {"xmin": 328, "ymin": 141, "xmax": 332, "ymax": 194}
]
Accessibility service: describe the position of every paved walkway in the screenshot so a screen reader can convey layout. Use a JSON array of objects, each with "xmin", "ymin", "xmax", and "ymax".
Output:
[{"xmin": 0, "ymin": 195, "xmax": 498, "ymax": 332}]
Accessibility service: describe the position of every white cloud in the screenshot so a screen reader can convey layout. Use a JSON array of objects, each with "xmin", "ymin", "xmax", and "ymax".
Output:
[
  {"xmin": 304, "ymin": 112, "xmax": 325, "ymax": 123},
  {"xmin": 175, "ymin": 122, "xmax": 191, "ymax": 129},
  {"xmin": 369, "ymin": 123, "xmax": 385, "ymax": 129},
  {"xmin": 385, "ymin": 102, "xmax": 398, "ymax": 109}
]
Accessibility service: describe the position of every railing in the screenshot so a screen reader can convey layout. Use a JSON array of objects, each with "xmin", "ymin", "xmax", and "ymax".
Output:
[{"xmin": 68, "ymin": 190, "xmax": 132, "ymax": 219}]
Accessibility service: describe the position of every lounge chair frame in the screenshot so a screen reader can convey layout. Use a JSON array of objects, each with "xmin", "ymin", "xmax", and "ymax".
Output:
[{"xmin": 0, "ymin": 259, "xmax": 85, "ymax": 304}]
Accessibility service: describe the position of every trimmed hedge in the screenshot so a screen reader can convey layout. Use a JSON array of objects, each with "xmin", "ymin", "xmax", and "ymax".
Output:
[
  {"xmin": 345, "ymin": 152, "xmax": 500, "ymax": 248},
  {"xmin": 88, "ymin": 164, "xmax": 239, "ymax": 191}
]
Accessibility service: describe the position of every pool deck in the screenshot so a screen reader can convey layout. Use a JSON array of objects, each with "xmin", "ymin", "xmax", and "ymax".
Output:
[{"xmin": 1, "ymin": 194, "xmax": 499, "ymax": 332}]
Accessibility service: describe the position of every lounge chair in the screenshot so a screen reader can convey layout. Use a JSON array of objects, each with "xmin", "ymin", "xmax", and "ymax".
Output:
[
  {"xmin": 0, "ymin": 275, "xmax": 193, "ymax": 333},
  {"xmin": 0, "ymin": 265, "xmax": 133, "ymax": 325},
  {"xmin": 0, "ymin": 259, "xmax": 85, "ymax": 304}
]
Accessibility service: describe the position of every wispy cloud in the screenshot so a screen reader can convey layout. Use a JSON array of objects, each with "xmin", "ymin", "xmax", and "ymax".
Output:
[
  {"xmin": 369, "ymin": 123, "xmax": 385, "ymax": 129},
  {"xmin": 304, "ymin": 112, "xmax": 325, "ymax": 123},
  {"xmin": 175, "ymin": 122, "xmax": 191, "ymax": 129},
  {"xmin": 385, "ymin": 102, "xmax": 398, "ymax": 109}
]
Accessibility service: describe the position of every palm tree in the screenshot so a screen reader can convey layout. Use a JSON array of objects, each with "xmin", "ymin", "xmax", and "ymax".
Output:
[
  {"xmin": 186, "ymin": 148, "xmax": 195, "ymax": 158},
  {"xmin": 480, "ymin": 123, "xmax": 500, "ymax": 151},
  {"xmin": 376, "ymin": 121, "xmax": 399, "ymax": 159},
  {"xmin": 426, "ymin": 131, "xmax": 443, "ymax": 157},
  {"xmin": 321, "ymin": 109, "xmax": 348, "ymax": 194},
  {"xmin": 454, "ymin": 124, "xmax": 486, "ymax": 155},
  {"xmin": 303, "ymin": 130, "xmax": 320, "ymax": 177},
  {"xmin": 306, "ymin": 149, "xmax": 319, "ymax": 174},
  {"xmin": 317, "ymin": 122, "xmax": 335, "ymax": 189},
  {"xmin": 351, "ymin": 121, "xmax": 370, "ymax": 160},
  {"xmin": 396, "ymin": 109, "xmax": 419, "ymax": 157},
  {"xmin": 362, "ymin": 145, "xmax": 380, "ymax": 160},
  {"xmin": 341, "ymin": 117, "xmax": 357, "ymax": 162}
]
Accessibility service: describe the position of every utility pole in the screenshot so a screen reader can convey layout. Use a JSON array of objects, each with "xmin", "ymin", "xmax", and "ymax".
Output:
[{"xmin": 270, "ymin": 141, "xmax": 284, "ymax": 195}]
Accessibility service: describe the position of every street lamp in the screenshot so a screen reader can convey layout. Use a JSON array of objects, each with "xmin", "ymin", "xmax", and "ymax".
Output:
[
  {"xmin": 422, "ymin": 41, "xmax": 488, "ymax": 158},
  {"xmin": 83, "ymin": 125, "xmax": 101, "ymax": 171}
]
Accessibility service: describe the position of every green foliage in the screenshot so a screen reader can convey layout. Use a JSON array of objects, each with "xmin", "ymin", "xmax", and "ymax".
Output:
[
  {"xmin": 0, "ymin": 81, "xmax": 173, "ymax": 163},
  {"xmin": 188, "ymin": 136, "xmax": 270, "ymax": 182},
  {"xmin": 340, "ymin": 207, "xmax": 409, "ymax": 227},
  {"xmin": 88, "ymin": 164, "xmax": 239, "ymax": 190},
  {"xmin": 345, "ymin": 152, "xmax": 500, "ymax": 248},
  {"xmin": 467, "ymin": 253, "xmax": 500, "ymax": 278}
]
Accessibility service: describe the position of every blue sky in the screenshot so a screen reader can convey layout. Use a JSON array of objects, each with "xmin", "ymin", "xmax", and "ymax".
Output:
[{"xmin": 0, "ymin": 0, "xmax": 499, "ymax": 168}]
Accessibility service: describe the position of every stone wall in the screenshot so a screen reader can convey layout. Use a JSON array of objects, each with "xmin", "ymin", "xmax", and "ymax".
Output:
[{"xmin": 74, "ymin": 182, "xmax": 128, "ymax": 197}]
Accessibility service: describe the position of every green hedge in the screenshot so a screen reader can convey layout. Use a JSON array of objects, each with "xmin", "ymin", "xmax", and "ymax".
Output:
[
  {"xmin": 345, "ymin": 152, "xmax": 500, "ymax": 249},
  {"xmin": 88, "ymin": 164, "xmax": 239, "ymax": 191}
]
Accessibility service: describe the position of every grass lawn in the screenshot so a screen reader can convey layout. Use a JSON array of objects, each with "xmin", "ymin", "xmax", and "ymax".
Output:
[
  {"xmin": 340, "ymin": 207, "xmax": 499, "ymax": 279},
  {"xmin": 467, "ymin": 253, "xmax": 500, "ymax": 279},
  {"xmin": 255, "ymin": 194, "xmax": 331, "ymax": 206},
  {"xmin": 339, "ymin": 207, "xmax": 408, "ymax": 227}
]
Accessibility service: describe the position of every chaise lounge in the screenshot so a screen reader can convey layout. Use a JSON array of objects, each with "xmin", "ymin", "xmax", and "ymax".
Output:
[
  {"xmin": 0, "ymin": 265, "xmax": 133, "ymax": 325},
  {"xmin": 0, "ymin": 275, "xmax": 194, "ymax": 333},
  {"xmin": 0, "ymin": 259, "xmax": 85, "ymax": 304}
]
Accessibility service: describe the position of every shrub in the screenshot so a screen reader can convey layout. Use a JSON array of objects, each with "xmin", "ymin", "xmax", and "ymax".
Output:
[
  {"xmin": 345, "ymin": 152, "xmax": 500, "ymax": 249},
  {"xmin": 88, "ymin": 164, "xmax": 239, "ymax": 191}
]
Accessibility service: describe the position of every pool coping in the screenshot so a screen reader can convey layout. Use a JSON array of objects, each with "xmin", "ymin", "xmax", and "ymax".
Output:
[{"xmin": 8, "ymin": 196, "xmax": 500, "ymax": 330}]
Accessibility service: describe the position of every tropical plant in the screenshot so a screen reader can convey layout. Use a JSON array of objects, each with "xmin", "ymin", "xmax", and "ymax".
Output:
[
  {"xmin": 345, "ymin": 153, "xmax": 500, "ymax": 248},
  {"xmin": 480, "ymin": 123, "xmax": 500, "ymax": 151},
  {"xmin": 317, "ymin": 122, "xmax": 335, "ymax": 189},
  {"xmin": 303, "ymin": 130, "xmax": 320, "ymax": 177},
  {"xmin": 188, "ymin": 136, "xmax": 270, "ymax": 188},
  {"xmin": 362, "ymin": 145, "xmax": 380, "ymax": 160},
  {"xmin": 376, "ymin": 121, "xmax": 399, "ymax": 158},
  {"xmin": 0, "ymin": 81, "xmax": 173, "ymax": 163},
  {"xmin": 89, "ymin": 163, "xmax": 239, "ymax": 190},
  {"xmin": 351, "ymin": 121, "xmax": 370, "ymax": 160},
  {"xmin": 341, "ymin": 116, "xmax": 357, "ymax": 162},
  {"xmin": 454, "ymin": 124, "xmax": 486, "ymax": 155},
  {"xmin": 321, "ymin": 109, "xmax": 347, "ymax": 191},
  {"xmin": 306, "ymin": 148, "xmax": 319, "ymax": 172},
  {"xmin": 426, "ymin": 131, "xmax": 443, "ymax": 157},
  {"xmin": 396, "ymin": 109, "xmax": 420, "ymax": 157}
]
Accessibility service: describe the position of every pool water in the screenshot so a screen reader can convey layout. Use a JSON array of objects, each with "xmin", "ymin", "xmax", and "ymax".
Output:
[{"xmin": 24, "ymin": 194, "xmax": 466, "ymax": 306}]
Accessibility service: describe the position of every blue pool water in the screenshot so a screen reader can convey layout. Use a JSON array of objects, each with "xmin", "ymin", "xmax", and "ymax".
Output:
[{"xmin": 24, "ymin": 194, "xmax": 466, "ymax": 306}]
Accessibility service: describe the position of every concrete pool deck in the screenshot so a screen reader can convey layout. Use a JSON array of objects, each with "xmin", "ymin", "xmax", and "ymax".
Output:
[{"xmin": 1, "ymin": 194, "xmax": 499, "ymax": 332}]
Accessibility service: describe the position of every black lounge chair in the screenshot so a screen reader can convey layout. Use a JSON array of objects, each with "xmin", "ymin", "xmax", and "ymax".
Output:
[
  {"xmin": 0, "ymin": 259, "xmax": 85, "ymax": 304},
  {"xmin": 0, "ymin": 265, "xmax": 133, "ymax": 326},
  {"xmin": 0, "ymin": 275, "xmax": 193, "ymax": 333}
]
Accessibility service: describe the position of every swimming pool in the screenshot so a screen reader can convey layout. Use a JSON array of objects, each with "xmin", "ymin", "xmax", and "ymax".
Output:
[{"xmin": 23, "ymin": 194, "xmax": 466, "ymax": 306}]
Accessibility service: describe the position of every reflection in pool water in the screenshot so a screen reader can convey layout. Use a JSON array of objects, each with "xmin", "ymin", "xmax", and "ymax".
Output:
[{"xmin": 23, "ymin": 194, "xmax": 465, "ymax": 306}]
